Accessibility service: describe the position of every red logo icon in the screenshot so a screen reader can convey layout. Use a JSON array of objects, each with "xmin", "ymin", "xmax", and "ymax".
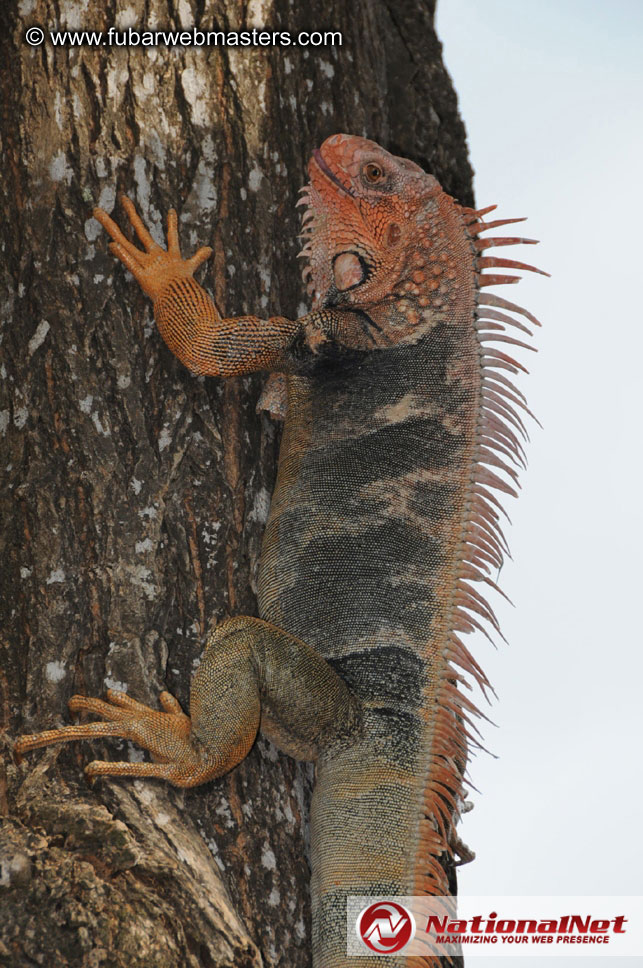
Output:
[{"xmin": 356, "ymin": 901, "xmax": 416, "ymax": 953}]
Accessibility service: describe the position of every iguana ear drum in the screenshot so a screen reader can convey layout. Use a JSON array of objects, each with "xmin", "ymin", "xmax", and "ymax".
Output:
[{"xmin": 333, "ymin": 251, "xmax": 365, "ymax": 291}]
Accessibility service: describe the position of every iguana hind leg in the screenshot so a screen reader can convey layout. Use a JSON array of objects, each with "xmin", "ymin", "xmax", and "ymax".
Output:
[{"xmin": 15, "ymin": 617, "xmax": 361, "ymax": 787}]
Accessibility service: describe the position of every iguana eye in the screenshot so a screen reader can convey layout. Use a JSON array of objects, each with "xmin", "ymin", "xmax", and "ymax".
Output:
[{"xmin": 363, "ymin": 163, "xmax": 384, "ymax": 183}]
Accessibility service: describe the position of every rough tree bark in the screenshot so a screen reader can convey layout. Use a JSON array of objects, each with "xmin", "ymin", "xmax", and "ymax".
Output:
[{"xmin": 0, "ymin": 1, "xmax": 473, "ymax": 965}]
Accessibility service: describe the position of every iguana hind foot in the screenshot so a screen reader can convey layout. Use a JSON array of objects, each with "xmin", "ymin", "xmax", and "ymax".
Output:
[{"xmin": 14, "ymin": 687, "xmax": 219, "ymax": 786}]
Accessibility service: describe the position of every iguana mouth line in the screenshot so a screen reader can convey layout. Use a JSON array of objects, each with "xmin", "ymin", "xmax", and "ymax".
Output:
[{"xmin": 312, "ymin": 149, "xmax": 356, "ymax": 197}]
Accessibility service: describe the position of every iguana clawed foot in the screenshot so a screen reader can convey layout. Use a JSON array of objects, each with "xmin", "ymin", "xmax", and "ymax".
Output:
[
  {"xmin": 93, "ymin": 197, "xmax": 212, "ymax": 302},
  {"xmin": 14, "ymin": 688, "xmax": 217, "ymax": 786}
]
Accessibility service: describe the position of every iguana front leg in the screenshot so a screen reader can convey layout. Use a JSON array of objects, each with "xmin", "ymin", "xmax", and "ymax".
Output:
[
  {"xmin": 14, "ymin": 618, "xmax": 362, "ymax": 786},
  {"xmin": 94, "ymin": 198, "xmax": 354, "ymax": 376}
]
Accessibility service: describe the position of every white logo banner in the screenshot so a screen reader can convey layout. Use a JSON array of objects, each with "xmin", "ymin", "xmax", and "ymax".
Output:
[{"xmin": 347, "ymin": 896, "xmax": 643, "ymax": 957}]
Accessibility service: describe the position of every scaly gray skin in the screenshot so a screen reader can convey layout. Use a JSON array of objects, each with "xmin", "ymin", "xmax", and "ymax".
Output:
[{"xmin": 16, "ymin": 134, "xmax": 543, "ymax": 967}]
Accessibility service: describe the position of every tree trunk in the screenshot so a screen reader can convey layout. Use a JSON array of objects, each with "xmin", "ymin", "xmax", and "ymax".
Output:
[{"xmin": 0, "ymin": 1, "xmax": 472, "ymax": 964}]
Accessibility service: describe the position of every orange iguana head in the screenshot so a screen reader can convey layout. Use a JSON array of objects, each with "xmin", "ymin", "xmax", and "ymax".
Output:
[
  {"xmin": 300, "ymin": 134, "xmax": 439, "ymax": 307},
  {"xmin": 298, "ymin": 133, "xmax": 477, "ymax": 346}
]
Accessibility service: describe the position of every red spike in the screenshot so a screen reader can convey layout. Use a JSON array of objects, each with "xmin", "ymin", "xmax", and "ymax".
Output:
[
  {"xmin": 481, "ymin": 349, "xmax": 529, "ymax": 372},
  {"xmin": 475, "ymin": 236, "xmax": 538, "ymax": 251},
  {"xmin": 482, "ymin": 366, "xmax": 521, "ymax": 386},
  {"xmin": 471, "ymin": 490, "xmax": 501, "ymax": 523},
  {"xmin": 476, "ymin": 439, "xmax": 520, "ymax": 474},
  {"xmin": 441, "ymin": 690, "xmax": 494, "ymax": 729},
  {"xmin": 476, "ymin": 445, "xmax": 519, "ymax": 482},
  {"xmin": 478, "ymin": 256, "xmax": 550, "ymax": 277},
  {"xmin": 432, "ymin": 732, "xmax": 468, "ymax": 760},
  {"xmin": 453, "ymin": 607, "xmax": 498, "ymax": 647},
  {"xmin": 449, "ymin": 633, "xmax": 494, "ymax": 691},
  {"xmin": 476, "ymin": 307, "xmax": 533, "ymax": 336},
  {"xmin": 462, "ymin": 540, "xmax": 497, "ymax": 569},
  {"xmin": 478, "ymin": 273, "xmax": 521, "ymax": 287},
  {"xmin": 482, "ymin": 396, "xmax": 529, "ymax": 440},
  {"xmin": 476, "ymin": 465, "xmax": 519, "ymax": 497},
  {"xmin": 478, "ymin": 292, "xmax": 542, "ymax": 326},
  {"xmin": 471, "ymin": 488, "xmax": 500, "ymax": 516},
  {"xmin": 467, "ymin": 216, "xmax": 527, "ymax": 236},
  {"xmin": 449, "ymin": 641, "xmax": 491, "ymax": 687},
  {"xmin": 478, "ymin": 574, "xmax": 514, "ymax": 606},
  {"xmin": 430, "ymin": 732, "xmax": 466, "ymax": 758},
  {"xmin": 470, "ymin": 496, "xmax": 502, "ymax": 531},
  {"xmin": 471, "ymin": 504, "xmax": 511, "ymax": 550},
  {"xmin": 469, "ymin": 508, "xmax": 511, "ymax": 555},
  {"xmin": 483, "ymin": 385, "xmax": 530, "ymax": 427},
  {"xmin": 424, "ymin": 797, "xmax": 450, "ymax": 845},
  {"xmin": 480, "ymin": 413, "xmax": 530, "ymax": 456},
  {"xmin": 480, "ymin": 416, "xmax": 526, "ymax": 449},
  {"xmin": 482, "ymin": 369, "xmax": 528, "ymax": 402},
  {"xmin": 425, "ymin": 779, "xmax": 460, "ymax": 813},
  {"xmin": 472, "ymin": 204, "xmax": 498, "ymax": 218},
  {"xmin": 441, "ymin": 682, "xmax": 491, "ymax": 722},
  {"xmin": 480, "ymin": 426, "xmax": 526, "ymax": 467},
  {"xmin": 463, "ymin": 537, "xmax": 503, "ymax": 570},
  {"xmin": 479, "ymin": 431, "xmax": 526, "ymax": 470},
  {"xmin": 431, "ymin": 716, "xmax": 468, "ymax": 750},
  {"xmin": 483, "ymin": 379, "xmax": 540, "ymax": 425},
  {"xmin": 483, "ymin": 409, "xmax": 531, "ymax": 449},
  {"xmin": 481, "ymin": 357, "xmax": 520, "ymax": 378},
  {"xmin": 463, "ymin": 549, "xmax": 493, "ymax": 574},
  {"xmin": 478, "ymin": 331, "xmax": 537, "ymax": 352},
  {"xmin": 472, "ymin": 498, "xmax": 509, "ymax": 540},
  {"xmin": 455, "ymin": 587, "xmax": 500, "ymax": 630},
  {"xmin": 472, "ymin": 483, "xmax": 513, "ymax": 522},
  {"xmin": 459, "ymin": 561, "xmax": 498, "ymax": 588},
  {"xmin": 456, "ymin": 594, "xmax": 505, "ymax": 645},
  {"xmin": 461, "ymin": 203, "xmax": 498, "ymax": 221},
  {"xmin": 470, "ymin": 531, "xmax": 506, "ymax": 570},
  {"xmin": 467, "ymin": 523, "xmax": 504, "ymax": 557}
]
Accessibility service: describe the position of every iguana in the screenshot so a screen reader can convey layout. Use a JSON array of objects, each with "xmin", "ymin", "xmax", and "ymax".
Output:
[{"xmin": 15, "ymin": 134, "xmax": 544, "ymax": 966}]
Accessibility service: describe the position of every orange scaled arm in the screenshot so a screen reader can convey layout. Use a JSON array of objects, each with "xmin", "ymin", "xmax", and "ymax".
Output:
[{"xmin": 94, "ymin": 197, "xmax": 302, "ymax": 376}]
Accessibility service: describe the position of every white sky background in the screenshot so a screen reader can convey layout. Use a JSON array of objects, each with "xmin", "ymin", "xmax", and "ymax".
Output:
[{"xmin": 435, "ymin": 0, "xmax": 643, "ymax": 956}]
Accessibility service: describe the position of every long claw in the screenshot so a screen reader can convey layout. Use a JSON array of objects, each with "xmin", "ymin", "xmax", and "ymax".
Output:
[
  {"xmin": 107, "ymin": 242, "xmax": 144, "ymax": 278},
  {"xmin": 69, "ymin": 694, "xmax": 133, "ymax": 722},
  {"xmin": 14, "ymin": 720, "xmax": 133, "ymax": 762},
  {"xmin": 120, "ymin": 196, "xmax": 162, "ymax": 252},
  {"xmin": 84, "ymin": 760, "xmax": 179, "ymax": 782},
  {"xmin": 159, "ymin": 691, "xmax": 183, "ymax": 714},
  {"xmin": 186, "ymin": 246, "xmax": 213, "ymax": 272},
  {"xmin": 166, "ymin": 209, "xmax": 180, "ymax": 255},
  {"xmin": 94, "ymin": 207, "xmax": 143, "ymax": 260},
  {"xmin": 104, "ymin": 689, "xmax": 156, "ymax": 712}
]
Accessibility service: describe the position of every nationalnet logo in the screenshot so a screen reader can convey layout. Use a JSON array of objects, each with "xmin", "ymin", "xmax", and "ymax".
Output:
[
  {"xmin": 356, "ymin": 901, "xmax": 416, "ymax": 954},
  {"xmin": 347, "ymin": 896, "xmax": 643, "ymax": 958}
]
